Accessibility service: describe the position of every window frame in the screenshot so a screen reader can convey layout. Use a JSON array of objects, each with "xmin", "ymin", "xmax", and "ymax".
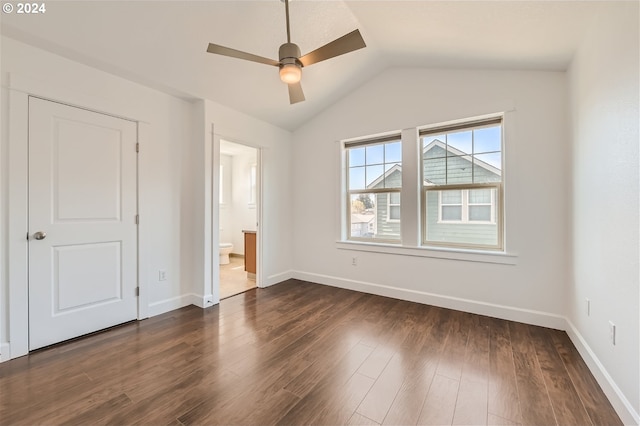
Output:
[
  {"xmin": 345, "ymin": 134, "xmax": 402, "ymax": 244},
  {"xmin": 421, "ymin": 117, "xmax": 504, "ymax": 251}
]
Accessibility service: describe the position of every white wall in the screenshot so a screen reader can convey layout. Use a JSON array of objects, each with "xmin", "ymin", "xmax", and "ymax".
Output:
[
  {"xmin": 218, "ymin": 151, "xmax": 257, "ymax": 256},
  {"xmin": 219, "ymin": 154, "xmax": 233, "ymax": 248},
  {"xmin": 230, "ymin": 152, "xmax": 258, "ymax": 255},
  {"xmin": 0, "ymin": 36, "xmax": 195, "ymax": 354},
  {"xmin": 0, "ymin": 35, "xmax": 295, "ymax": 357},
  {"xmin": 292, "ymin": 68, "xmax": 570, "ymax": 324},
  {"xmin": 567, "ymin": 2, "xmax": 639, "ymax": 423}
]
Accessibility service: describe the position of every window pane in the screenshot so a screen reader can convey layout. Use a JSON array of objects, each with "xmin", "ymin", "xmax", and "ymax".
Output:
[
  {"xmin": 469, "ymin": 188, "xmax": 491, "ymax": 204},
  {"xmin": 383, "ymin": 163, "xmax": 402, "ymax": 188},
  {"xmin": 365, "ymin": 165, "xmax": 384, "ymax": 187},
  {"xmin": 446, "ymin": 155, "xmax": 473, "ymax": 184},
  {"xmin": 385, "ymin": 141, "xmax": 402, "ymax": 163},
  {"xmin": 349, "ymin": 167, "xmax": 365, "ymax": 190},
  {"xmin": 426, "ymin": 188, "xmax": 499, "ymax": 248},
  {"xmin": 422, "ymin": 136, "xmax": 446, "ymax": 159},
  {"xmin": 473, "ymin": 126, "xmax": 501, "ymax": 154},
  {"xmin": 349, "ymin": 147, "xmax": 366, "ymax": 167},
  {"xmin": 350, "ymin": 193, "xmax": 376, "ymax": 238},
  {"xmin": 366, "ymin": 144, "xmax": 384, "ymax": 165},
  {"xmin": 474, "ymin": 153, "xmax": 502, "ymax": 182},
  {"xmin": 389, "ymin": 192, "xmax": 401, "ymax": 204},
  {"xmin": 448, "ymin": 130, "xmax": 472, "ymax": 154},
  {"xmin": 423, "ymin": 158, "xmax": 446, "ymax": 184},
  {"xmin": 349, "ymin": 192, "xmax": 400, "ymax": 241},
  {"xmin": 442, "ymin": 206, "xmax": 462, "ymax": 221},
  {"xmin": 389, "ymin": 205, "xmax": 401, "ymax": 220},
  {"xmin": 469, "ymin": 205, "xmax": 491, "ymax": 221},
  {"xmin": 350, "ymin": 193, "xmax": 375, "ymax": 213},
  {"xmin": 475, "ymin": 152, "xmax": 502, "ymax": 171},
  {"xmin": 441, "ymin": 190, "xmax": 462, "ymax": 204}
]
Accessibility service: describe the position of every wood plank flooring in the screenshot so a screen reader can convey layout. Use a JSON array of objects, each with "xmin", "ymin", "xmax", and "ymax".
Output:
[{"xmin": 0, "ymin": 279, "xmax": 622, "ymax": 425}]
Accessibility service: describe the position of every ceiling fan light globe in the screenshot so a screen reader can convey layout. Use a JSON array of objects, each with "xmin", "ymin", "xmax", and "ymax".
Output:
[{"xmin": 279, "ymin": 64, "xmax": 302, "ymax": 84}]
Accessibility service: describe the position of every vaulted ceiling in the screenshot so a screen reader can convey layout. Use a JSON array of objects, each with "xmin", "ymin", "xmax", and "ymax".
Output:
[{"xmin": 1, "ymin": 1, "xmax": 611, "ymax": 131}]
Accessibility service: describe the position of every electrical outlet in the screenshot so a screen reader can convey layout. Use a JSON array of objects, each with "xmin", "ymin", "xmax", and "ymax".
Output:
[
  {"xmin": 609, "ymin": 321, "xmax": 616, "ymax": 345},
  {"xmin": 352, "ymin": 257, "xmax": 358, "ymax": 266},
  {"xmin": 159, "ymin": 270, "xmax": 167, "ymax": 281},
  {"xmin": 585, "ymin": 298, "xmax": 590, "ymax": 316}
]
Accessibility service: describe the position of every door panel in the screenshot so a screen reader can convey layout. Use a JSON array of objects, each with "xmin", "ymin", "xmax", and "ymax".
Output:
[
  {"xmin": 54, "ymin": 118, "xmax": 123, "ymax": 222},
  {"xmin": 28, "ymin": 97, "xmax": 137, "ymax": 350},
  {"xmin": 54, "ymin": 242, "xmax": 122, "ymax": 312}
]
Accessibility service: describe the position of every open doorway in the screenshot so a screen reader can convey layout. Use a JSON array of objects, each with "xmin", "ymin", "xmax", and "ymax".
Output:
[{"xmin": 218, "ymin": 139, "xmax": 259, "ymax": 299}]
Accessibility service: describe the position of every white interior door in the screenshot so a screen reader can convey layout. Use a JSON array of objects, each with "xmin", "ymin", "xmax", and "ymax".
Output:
[{"xmin": 28, "ymin": 97, "xmax": 138, "ymax": 350}]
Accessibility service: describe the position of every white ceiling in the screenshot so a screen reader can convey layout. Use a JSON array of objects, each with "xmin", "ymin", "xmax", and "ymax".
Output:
[{"xmin": 1, "ymin": 1, "xmax": 611, "ymax": 131}]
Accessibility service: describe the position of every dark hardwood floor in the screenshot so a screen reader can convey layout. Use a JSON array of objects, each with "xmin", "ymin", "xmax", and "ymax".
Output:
[{"xmin": 0, "ymin": 280, "xmax": 622, "ymax": 425}]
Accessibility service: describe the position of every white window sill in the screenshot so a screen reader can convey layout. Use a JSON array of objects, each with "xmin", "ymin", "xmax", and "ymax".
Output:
[{"xmin": 335, "ymin": 240, "xmax": 517, "ymax": 265}]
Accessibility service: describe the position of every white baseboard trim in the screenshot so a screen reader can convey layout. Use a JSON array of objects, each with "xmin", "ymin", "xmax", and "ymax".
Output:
[
  {"xmin": 564, "ymin": 319, "xmax": 639, "ymax": 425},
  {"xmin": 0, "ymin": 342, "xmax": 11, "ymax": 362},
  {"xmin": 292, "ymin": 270, "xmax": 566, "ymax": 329},
  {"xmin": 148, "ymin": 294, "xmax": 197, "ymax": 317},
  {"xmin": 191, "ymin": 293, "xmax": 215, "ymax": 309},
  {"xmin": 264, "ymin": 270, "xmax": 294, "ymax": 288}
]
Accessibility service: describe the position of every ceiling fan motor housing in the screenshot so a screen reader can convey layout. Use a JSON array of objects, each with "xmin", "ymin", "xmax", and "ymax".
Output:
[{"xmin": 279, "ymin": 43, "xmax": 302, "ymax": 68}]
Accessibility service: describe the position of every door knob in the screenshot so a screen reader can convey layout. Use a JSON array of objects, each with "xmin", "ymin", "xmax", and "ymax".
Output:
[{"xmin": 33, "ymin": 231, "xmax": 47, "ymax": 240}]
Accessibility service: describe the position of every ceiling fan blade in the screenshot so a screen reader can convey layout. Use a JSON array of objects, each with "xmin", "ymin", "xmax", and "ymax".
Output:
[
  {"xmin": 299, "ymin": 29, "xmax": 366, "ymax": 67},
  {"xmin": 207, "ymin": 43, "xmax": 280, "ymax": 67},
  {"xmin": 288, "ymin": 82, "xmax": 305, "ymax": 104}
]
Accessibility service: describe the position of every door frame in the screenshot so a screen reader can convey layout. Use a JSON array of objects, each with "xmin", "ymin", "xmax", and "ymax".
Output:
[
  {"xmin": 6, "ymin": 73, "xmax": 148, "ymax": 359},
  {"xmin": 209, "ymin": 131, "xmax": 264, "ymax": 303}
]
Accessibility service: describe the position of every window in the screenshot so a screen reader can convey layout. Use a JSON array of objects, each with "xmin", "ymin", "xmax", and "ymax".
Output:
[
  {"xmin": 387, "ymin": 192, "xmax": 401, "ymax": 222},
  {"xmin": 346, "ymin": 135, "xmax": 402, "ymax": 242},
  {"xmin": 422, "ymin": 117, "xmax": 503, "ymax": 249},
  {"xmin": 438, "ymin": 189, "xmax": 496, "ymax": 224},
  {"xmin": 439, "ymin": 190, "xmax": 463, "ymax": 221}
]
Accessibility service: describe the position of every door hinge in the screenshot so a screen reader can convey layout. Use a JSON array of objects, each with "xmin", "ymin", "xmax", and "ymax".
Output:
[
  {"xmin": 135, "ymin": 214, "xmax": 139, "ymax": 225},
  {"xmin": 135, "ymin": 287, "xmax": 140, "ymax": 296},
  {"xmin": 136, "ymin": 143, "xmax": 139, "ymax": 153}
]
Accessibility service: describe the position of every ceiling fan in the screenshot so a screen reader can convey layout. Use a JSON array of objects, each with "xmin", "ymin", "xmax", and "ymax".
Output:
[{"xmin": 206, "ymin": 0, "xmax": 366, "ymax": 104}]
